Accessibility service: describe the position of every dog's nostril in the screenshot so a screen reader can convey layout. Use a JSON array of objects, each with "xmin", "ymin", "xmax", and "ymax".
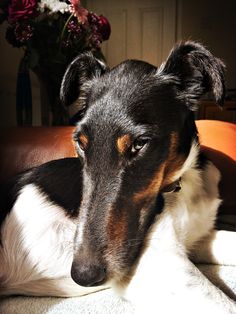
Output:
[{"xmin": 71, "ymin": 262, "xmax": 107, "ymax": 287}]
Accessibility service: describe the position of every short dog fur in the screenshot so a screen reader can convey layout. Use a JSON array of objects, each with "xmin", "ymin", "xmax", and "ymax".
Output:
[{"xmin": 0, "ymin": 41, "xmax": 236, "ymax": 313}]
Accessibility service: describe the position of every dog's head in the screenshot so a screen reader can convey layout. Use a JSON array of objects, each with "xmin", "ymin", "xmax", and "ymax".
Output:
[{"xmin": 60, "ymin": 42, "xmax": 225, "ymax": 288}]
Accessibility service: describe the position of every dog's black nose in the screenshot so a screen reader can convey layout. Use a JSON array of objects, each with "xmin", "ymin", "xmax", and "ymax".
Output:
[{"xmin": 71, "ymin": 262, "xmax": 107, "ymax": 287}]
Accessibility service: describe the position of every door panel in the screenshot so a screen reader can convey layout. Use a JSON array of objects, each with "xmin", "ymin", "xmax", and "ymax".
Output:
[{"xmin": 87, "ymin": 0, "xmax": 176, "ymax": 67}]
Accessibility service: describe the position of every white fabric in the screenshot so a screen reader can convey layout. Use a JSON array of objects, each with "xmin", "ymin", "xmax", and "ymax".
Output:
[{"xmin": 1, "ymin": 264, "xmax": 235, "ymax": 314}]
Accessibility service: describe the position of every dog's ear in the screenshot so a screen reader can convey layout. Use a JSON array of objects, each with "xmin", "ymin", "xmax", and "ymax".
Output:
[
  {"xmin": 159, "ymin": 41, "xmax": 226, "ymax": 110},
  {"xmin": 60, "ymin": 52, "xmax": 108, "ymax": 112}
]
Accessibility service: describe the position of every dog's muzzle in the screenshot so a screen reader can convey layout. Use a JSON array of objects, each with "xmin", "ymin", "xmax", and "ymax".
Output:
[{"xmin": 71, "ymin": 261, "xmax": 107, "ymax": 287}]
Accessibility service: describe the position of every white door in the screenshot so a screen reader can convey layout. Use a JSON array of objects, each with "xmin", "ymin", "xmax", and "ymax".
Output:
[{"xmin": 87, "ymin": 0, "xmax": 177, "ymax": 67}]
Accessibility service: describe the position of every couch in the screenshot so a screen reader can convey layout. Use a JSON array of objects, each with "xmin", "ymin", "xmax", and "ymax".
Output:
[{"xmin": 0, "ymin": 120, "xmax": 235, "ymax": 313}]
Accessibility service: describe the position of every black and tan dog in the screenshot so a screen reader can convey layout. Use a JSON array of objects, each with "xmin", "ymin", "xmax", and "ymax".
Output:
[{"xmin": 0, "ymin": 42, "xmax": 236, "ymax": 313}]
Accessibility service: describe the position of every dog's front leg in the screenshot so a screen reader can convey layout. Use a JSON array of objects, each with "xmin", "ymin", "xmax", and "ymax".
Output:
[
  {"xmin": 190, "ymin": 230, "xmax": 236, "ymax": 266},
  {"xmin": 122, "ymin": 220, "xmax": 236, "ymax": 314}
]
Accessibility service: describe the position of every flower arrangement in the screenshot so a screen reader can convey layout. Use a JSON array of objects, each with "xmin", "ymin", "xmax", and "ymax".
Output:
[{"xmin": 0, "ymin": 0, "xmax": 111, "ymax": 125}]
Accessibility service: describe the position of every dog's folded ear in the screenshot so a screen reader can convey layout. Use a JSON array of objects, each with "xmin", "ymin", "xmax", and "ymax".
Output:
[
  {"xmin": 160, "ymin": 41, "xmax": 226, "ymax": 110},
  {"xmin": 60, "ymin": 52, "xmax": 108, "ymax": 108}
]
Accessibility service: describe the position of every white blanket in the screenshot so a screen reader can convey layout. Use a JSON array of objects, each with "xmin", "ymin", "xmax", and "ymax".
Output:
[
  {"xmin": 0, "ymin": 264, "xmax": 235, "ymax": 314},
  {"xmin": 1, "ymin": 215, "xmax": 235, "ymax": 313}
]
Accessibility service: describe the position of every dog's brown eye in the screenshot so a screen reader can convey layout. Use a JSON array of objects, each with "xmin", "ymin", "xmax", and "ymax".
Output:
[{"xmin": 131, "ymin": 138, "xmax": 149, "ymax": 154}]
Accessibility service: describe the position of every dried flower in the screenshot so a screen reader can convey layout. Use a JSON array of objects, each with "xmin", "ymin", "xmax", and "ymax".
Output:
[
  {"xmin": 67, "ymin": 19, "xmax": 81, "ymax": 35},
  {"xmin": 15, "ymin": 22, "xmax": 34, "ymax": 43}
]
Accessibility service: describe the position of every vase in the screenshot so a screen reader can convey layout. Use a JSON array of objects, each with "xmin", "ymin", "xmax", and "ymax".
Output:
[
  {"xmin": 16, "ymin": 56, "xmax": 33, "ymax": 126},
  {"xmin": 33, "ymin": 64, "xmax": 69, "ymax": 126}
]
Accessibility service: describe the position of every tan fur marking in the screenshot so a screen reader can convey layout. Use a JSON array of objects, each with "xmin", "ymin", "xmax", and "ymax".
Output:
[
  {"xmin": 168, "ymin": 132, "xmax": 179, "ymax": 160},
  {"xmin": 106, "ymin": 209, "xmax": 130, "ymax": 282},
  {"xmin": 133, "ymin": 162, "xmax": 166, "ymax": 203},
  {"xmin": 161, "ymin": 132, "xmax": 185, "ymax": 188},
  {"xmin": 117, "ymin": 135, "xmax": 131, "ymax": 154},
  {"xmin": 78, "ymin": 134, "xmax": 89, "ymax": 150},
  {"xmin": 107, "ymin": 209, "xmax": 128, "ymax": 247}
]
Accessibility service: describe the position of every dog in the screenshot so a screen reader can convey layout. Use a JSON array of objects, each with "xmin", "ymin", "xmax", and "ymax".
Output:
[{"xmin": 0, "ymin": 41, "xmax": 236, "ymax": 313}]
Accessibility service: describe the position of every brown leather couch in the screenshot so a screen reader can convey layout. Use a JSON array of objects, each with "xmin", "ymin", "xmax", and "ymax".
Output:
[{"xmin": 0, "ymin": 120, "xmax": 235, "ymax": 214}]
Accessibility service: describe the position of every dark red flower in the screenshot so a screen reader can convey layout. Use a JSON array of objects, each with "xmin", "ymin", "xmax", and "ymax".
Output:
[
  {"xmin": 98, "ymin": 15, "xmax": 111, "ymax": 41},
  {"xmin": 8, "ymin": 0, "xmax": 38, "ymax": 24},
  {"xmin": 15, "ymin": 22, "xmax": 34, "ymax": 43},
  {"xmin": 67, "ymin": 19, "xmax": 82, "ymax": 36},
  {"xmin": 88, "ymin": 12, "xmax": 111, "ymax": 42}
]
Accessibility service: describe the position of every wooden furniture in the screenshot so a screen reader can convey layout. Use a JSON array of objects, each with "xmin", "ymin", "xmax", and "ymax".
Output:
[{"xmin": 198, "ymin": 101, "xmax": 236, "ymax": 123}]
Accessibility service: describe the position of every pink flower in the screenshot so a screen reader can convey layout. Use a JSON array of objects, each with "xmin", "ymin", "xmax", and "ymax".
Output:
[
  {"xmin": 8, "ymin": 0, "xmax": 38, "ymax": 24},
  {"xmin": 70, "ymin": 0, "xmax": 88, "ymax": 24}
]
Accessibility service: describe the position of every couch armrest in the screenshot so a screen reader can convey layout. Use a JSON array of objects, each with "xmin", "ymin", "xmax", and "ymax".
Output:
[
  {"xmin": 196, "ymin": 120, "xmax": 236, "ymax": 214},
  {"xmin": 0, "ymin": 127, "xmax": 76, "ymax": 182},
  {"xmin": 0, "ymin": 121, "xmax": 235, "ymax": 214}
]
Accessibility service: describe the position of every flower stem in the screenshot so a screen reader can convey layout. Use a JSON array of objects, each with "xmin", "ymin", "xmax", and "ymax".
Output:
[{"xmin": 59, "ymin": 13, "xmax": 74, "ymax": 50}]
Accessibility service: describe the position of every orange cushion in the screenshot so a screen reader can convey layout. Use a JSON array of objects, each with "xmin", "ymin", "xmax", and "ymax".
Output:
[
  {"xmin": 196, "ymin": 120, "xmax": 236, "ymax": 214},
  {"xmin": 0, "ymin": 127, "xmax": 76, "ymax": 182}
]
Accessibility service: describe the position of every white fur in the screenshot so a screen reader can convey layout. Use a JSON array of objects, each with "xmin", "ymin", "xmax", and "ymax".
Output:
[
  {"xmin": 74, "ymin": 172, "xmax": 94, "ymax": 251},
  {"xmin": 0, "ymin": 184, "xmax": 105, "ymax": 296},
  {"xmin": 118, "ymin": 143, "xmax": 236, "ymax": 313},
  {"xmin": 191, "ymin": 230, "xmax": 236, "ymax": 266},
  {"xmin": 0, "ymin": 142, "xmax": 235, "ymax": 312}
]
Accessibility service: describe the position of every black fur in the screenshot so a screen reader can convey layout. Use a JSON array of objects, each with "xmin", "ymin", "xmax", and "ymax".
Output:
[
  {"xmin": 1, "ymin": 41, "xmax": 225, "ymax": 287},
  {"xmin": 162, "ymin": 41, "xmax": 225, "ymax": 109},
  {"xmin": 60, "ymin": 41, "xmax": 225, "ymax": 286},
  {"xmin": 0, "ymin": 158, "xmax": 83, "ymax": 234},
  {"xmin": 60, "ymin": 52, "xmax": 108, "ymax": 108}
]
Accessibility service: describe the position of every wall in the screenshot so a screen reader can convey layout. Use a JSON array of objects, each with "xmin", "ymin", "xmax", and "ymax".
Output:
[{"xmin": 179, "ymin": 0, "xmax": 236, "ymax": 88}]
